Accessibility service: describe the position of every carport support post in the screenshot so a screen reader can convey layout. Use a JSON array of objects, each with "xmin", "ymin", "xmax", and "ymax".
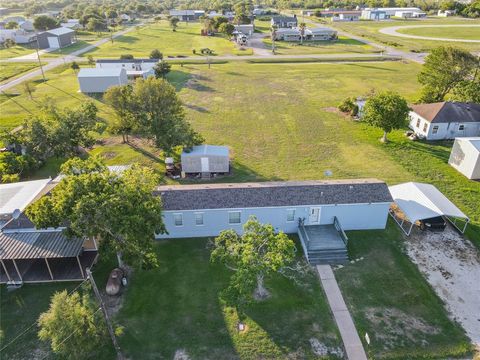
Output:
[
  {"xmin": 76, "ymin": 256, "xmax": 85, "ymax": 279},
  {"xmin": 12, "ymin": 259, "xmax": 22, "ymax": 281},
  {"xmin": 0, "ymin": 260, "xmax": 12, "ymax": 282},
  {"xmin": 44, "ymin": 258, "xmax": 54, "ymax": 280}
]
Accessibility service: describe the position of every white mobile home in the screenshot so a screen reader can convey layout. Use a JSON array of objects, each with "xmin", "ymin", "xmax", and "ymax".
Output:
[
  {"xmin": 95, "ymin": 59, "xmax": 158, "ymax": 79},
  {"xmin": 77, "ymin": 68, "xmax": 128, "ymax": 93},
  {"xmin": 409, "ymin": 102, "xmax": 480, "ymax": 140},
  {"xmin": 448, "ymin": 137, "xmax": 480, "ymax": 180}
]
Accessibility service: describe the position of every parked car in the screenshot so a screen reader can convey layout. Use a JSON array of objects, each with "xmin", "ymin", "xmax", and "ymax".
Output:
[{"xmin": 419, "ymin": 216, "xmax": 447, "ymax": 231}]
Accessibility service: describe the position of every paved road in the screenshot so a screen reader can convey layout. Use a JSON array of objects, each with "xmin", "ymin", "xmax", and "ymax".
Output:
[
  {"xmin": 316, "ymin": 265, "xmax": 368, "ymax": 360},
  {"xmin": 170, "ymin": 52, "xmax": 400, "ymax": 61},
  {"xmin": 0, "ymin": 25, "xmax": 137, "ymax": 92},
  {"xmin": 379, "ymin": 24, "xmax": 480, "ymax": 43}
]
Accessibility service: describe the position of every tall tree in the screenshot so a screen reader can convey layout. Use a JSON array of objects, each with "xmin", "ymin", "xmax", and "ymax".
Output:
[
  {"xmin": 418, "ymin": 46, "xmax": 478, "ymax": 103},
  {"xmin": 150, "ymin": 49, "xmax": 163, "ymax": 60},
  {"xmin": 104, "ymin": 85, "xmax": 136, "ymax": 143},
  {"xmin": 169, "ymin": 16, "xmax": 179, "ymax": 31},
  {"xmin": 38, "ymin": 290, "xmax": 106, "ymax": 359},
  {"xmin": 153, "ymin": 61, "xmax": 171, "ymax": 79},
  {"xmin": 211, "ymin": 216, "xmax": 295, "ymax": 307},
  {"xmin": 27, "ymin": 158, "xmax": 165, "ymax": 268},
  {"xmin": 218, "ymin": 22, "xmax": 235, "ymax": 36},
  {"xmin": 363, "ymin": 91, "xmax": 410, "ymax": 143},
  {"xmin": 33, "ymin": 15, "xmax": 58, "ymax": 31}
]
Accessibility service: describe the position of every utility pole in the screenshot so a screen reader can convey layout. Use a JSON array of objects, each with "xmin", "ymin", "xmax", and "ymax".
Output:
[
  {"xmin": 34, "ymin": 31, "xmax": 46, "ymax": 82},
  {"xmin": 86, "ymin": 268, "xmax": 124, "ymax": 360}
]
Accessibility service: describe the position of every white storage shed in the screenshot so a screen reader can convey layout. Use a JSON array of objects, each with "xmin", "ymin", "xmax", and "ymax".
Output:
[
  {"xmin": 448, "ymin": 137, "xmax": 480, "ymax": 180},
  {"xmin": 181, "ymin": 145, "xmax": 229, "ymax": 177},
  {"xmin": 77, "ymin": 68, "xmax": 128, "ymax": 93}
]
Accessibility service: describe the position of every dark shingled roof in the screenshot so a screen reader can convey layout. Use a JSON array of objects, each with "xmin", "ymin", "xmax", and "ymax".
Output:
[
  {"xmin": 156, "ymin": 179, "xmax": 393, "ymax": 211},
  {"xmin": 411, "ymin": 102, "xmax": 480, "ymax": 123},
  {"xmin": 0, "ymin": 231, "xmax": 83, "ymax": 260}
]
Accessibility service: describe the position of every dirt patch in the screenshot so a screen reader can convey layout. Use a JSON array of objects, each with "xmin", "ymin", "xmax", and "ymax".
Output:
[
  {"xmin": 365, "ymin": 307, "xmax": 440, "ymax": 349},
  {"xmin": 405, "ymin": 225, "xmax": 480, "ymax": 346}
]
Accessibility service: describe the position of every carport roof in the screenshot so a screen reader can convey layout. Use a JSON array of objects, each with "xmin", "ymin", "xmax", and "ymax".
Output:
[{"xmin": 389, "ymin": 182, "xmax": 468, "ymax": 223}]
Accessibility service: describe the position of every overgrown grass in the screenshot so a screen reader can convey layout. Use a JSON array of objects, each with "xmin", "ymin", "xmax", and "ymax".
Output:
[
  {"xmin": 336, "ymin": 221, "xmax": 473, "ymax": 359},
  {"xmin": 0, "ymin": 62, "xmax": 38, "ymax": 82}
]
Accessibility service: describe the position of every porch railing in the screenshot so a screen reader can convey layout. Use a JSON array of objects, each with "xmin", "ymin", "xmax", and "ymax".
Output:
[{"xmin": 333, "ymin": 216, "xmax": 348, "ymax": 247}]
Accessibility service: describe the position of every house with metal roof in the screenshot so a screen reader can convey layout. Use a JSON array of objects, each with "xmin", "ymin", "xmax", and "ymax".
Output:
[
  {"xmin": 409, "ymin": 102, "xmax": 480, "ymax": 140},
  {"xmin": 96, "ymin": 58, "xmax": 158, "ymax": 79},
  {"xmin": 271, "ymin": 15, "xmax": 298, "ymax": 28},
  {"xmin": 155, "ymin": 179, "xmax": 393, "ymax": 264},
  {"xmin": 77, "ymin": 68, "xmax": 128, "ymax": 93},
  {"xmin": 36, "ymin": 27, "xmax": 76, "ymax": 49},
  {"xmin": 169, "ymin": 9, "xmax": 205, "ymax": 21}
]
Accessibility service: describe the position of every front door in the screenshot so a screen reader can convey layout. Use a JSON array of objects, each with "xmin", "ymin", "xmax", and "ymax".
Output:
[{"xmin": 309, "ymin": 207, "xmax": 321, "ymax": 224}]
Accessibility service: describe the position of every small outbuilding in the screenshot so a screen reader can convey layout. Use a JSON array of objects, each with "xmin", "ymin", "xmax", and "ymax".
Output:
[
  {"xmin": 77, "ymin": 68, "xmax": 128, "ymax": 93},
  {"xmin": 181, "ymin": 145, "xmax": 230, "ymax": 178},
  {"xmin": 389, "ymin": 182, "xmax": 469, "ymax": 235},
  {"xmin": 448, "ymin": 137, "xmax": 480, "ymax": 180},
  {"xmin": 36, "ymin": 27, "xmax": 76, "ymax": 49}
]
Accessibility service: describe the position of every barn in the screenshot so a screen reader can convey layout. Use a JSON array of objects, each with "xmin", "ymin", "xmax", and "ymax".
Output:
[
  {"xmin": 36, "ymin": 27, "xmax": 76, "ymax": 49},
  {"xmin": 181, "ymin": 145, "xmax": 230, "ymax": 178},
  {"xmin": 448, "ymin": 137, "xmax": 480, "ymax": 180}
]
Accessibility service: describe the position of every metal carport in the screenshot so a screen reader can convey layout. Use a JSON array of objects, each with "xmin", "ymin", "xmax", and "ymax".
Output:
[{"xmin": 388, "ymin": 182, "xmax": 469, "ymax": 235}]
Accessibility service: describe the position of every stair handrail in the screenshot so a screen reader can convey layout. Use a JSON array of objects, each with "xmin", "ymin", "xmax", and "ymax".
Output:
[{"xmin": 333, "ymin": 216, "xmax": 348, "ymax": 247}]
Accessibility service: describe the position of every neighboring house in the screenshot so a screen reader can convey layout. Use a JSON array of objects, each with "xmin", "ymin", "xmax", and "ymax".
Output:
[
  {"xmin": 169, "ymin": 10, "xmax": 205, "ymax": 21},
  {"xmin": 448, "ymin": 137, "xmax": 480, "ymax": 180},
  {"xmin": 273, "ymin": 27, "xmax": 337, "ymax": 41},
  {"xmin": 253, "ymin": 8, "xmax": 266, "ymax": 16},
  {"xmin": 77, "ymin": 68, "xmax": 128, "ymax": 93},
  {"xmin": 18, "ymin": 20, "xmax": 34, "ymax": 31},
  {"xmin": 181, "ymin": 145, "xmax": 230, "ymax": 178},
  {"xmin": 120, "ymin": 14, "xmax": 131, "ymax": 22},
  {"xmin": 155, "ymin": 179, "xmax": 392, "ymax": 240},
  {"xmin": 96, "ymin": 58, "xmax": 158, "ymax": 79},
  {"xmin": 36, "ymin": 27, "xmax": 76, "ymax": 49},
  {"xmin": 2, "ymin": 16, "xmax": 25, "ymax": 23},
  {"xmin": 332, "ymin": 11, "xmax": 361, "ymax": 21},
  {"xmin": 234, "ymin": 24, "xmax": 254, "ymax": 35},
  {"xmin": 373, "ymin": 7, "xmax": 425, "ymax": 17},
  {"xmin": 409, "ymin": 102, "xmax": 480, "ymax": 140},
  {"xmin": 0, "ymin": 28, "xmax": 36, "ymax": 44},
  {"xmin": 271, "ymin": 15, "xmax": 298, "ymax": 28},
  {"xmin": 438, "ymin": 9, "xmax": 456, "ymax": 16},
  {"xmin": 361, "ymin": 9, "xmax": 388, "ymax": 20},
  {"xmin": 60, "ymin": 19, "xmax": 81, "ymax": 29}
]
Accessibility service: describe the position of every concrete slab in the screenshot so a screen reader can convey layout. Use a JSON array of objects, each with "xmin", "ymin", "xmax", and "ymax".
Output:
[{"xmin": 316, "ymin": 265, "xmax": 367, "ymax": 360}]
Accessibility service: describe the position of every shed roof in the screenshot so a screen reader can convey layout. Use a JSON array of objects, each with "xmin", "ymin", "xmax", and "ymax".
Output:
[
  {"xmin": 96, "ymin": 58, "xmax": 158, "ymax": 64},
  {"xmin": 272, "ymin": 15, "xmax": 297, "ymax": 22},
  {"xmin": 389, "ymin": 182, "xmax": 468, "ymax": 222},
  {"xmin": 44, "ymin": 27, "xmax": 75, "ymax": 36},
  {"xmin": 182, "ymin": 145, "xmax": 229, "ymax": 157},
  {"xmin": 78, "ymin": 67, "xmax": 125, "ymax": 78},
  {"xmin": 0, "ymin": 230, "xmax": 83, "ymax": 260},
  {"xmin": 410, "ymin": 102, "xmax": 480, "ymax": 123},
  {"xmin": 456, "ymin": 137, "xmax": 480, "ymax": 152},
  {"xmin": 156, "ymin": 179, "xmax": 392, "ymax": 211},
  {"xmin": 0, "ymin": 178, "xmax": 51, "ymax": 216}
]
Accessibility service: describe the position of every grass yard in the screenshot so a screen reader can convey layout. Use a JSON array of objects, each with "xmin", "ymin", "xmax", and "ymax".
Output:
[
  {"xmin": 336, "ymin": 221, "xmax": 472, "ymax": 359},
  {"xmin": 0, "ymin": 62, "xmax": 37, "ymax": 83},
  {"xmin": 396, "ymin": 25, "xmax": 480, "ymax": 40},
  {"xmin": 84, "ymin": 21, "xmax": 249, "ymax": 59},
  {"xmin": 262, "ymin": 36, "xmax": 378, "ymax": 55},
  {"xmin": 1, "ymin": 237, "xmax": 341, "ymax": 360},
  {"xmin": 0, "ymin": 45, "xmax": 37, "ymax": 60},
  {"xmin": 329, "ymin": 18, "xmax": 480, "ymax": 52}
]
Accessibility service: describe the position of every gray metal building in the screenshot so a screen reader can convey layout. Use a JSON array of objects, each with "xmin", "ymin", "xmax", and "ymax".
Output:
[
  {"xmin": 36, "ymin": 27, "xmax": 76, "ymax": 49},
  {"xmin": 181, "ymin": 145, "xmax": 229, "ymax": 177},
  {"xmin": 77, "ymin": 68, "xmax": 128, "ymax": 93}
]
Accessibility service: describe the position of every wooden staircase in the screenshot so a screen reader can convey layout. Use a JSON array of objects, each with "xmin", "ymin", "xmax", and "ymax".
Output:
[{"xmin": 298, "ymin": 217, "xmax": 349, "ymax": 265}]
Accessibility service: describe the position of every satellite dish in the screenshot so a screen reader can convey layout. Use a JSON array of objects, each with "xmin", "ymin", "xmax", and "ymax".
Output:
[
  {"xmin": 12, "ymin": 209, "xmax": 21, "ymax": 220},
  {"xmin": 324, "ymin": 170, "xmax": 333, "ymax": 177}
]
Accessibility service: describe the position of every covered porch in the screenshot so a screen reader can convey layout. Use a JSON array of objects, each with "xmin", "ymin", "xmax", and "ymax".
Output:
[{"xmin": 298, "ymin": 217, "xmax": 349, "ymax": 265}]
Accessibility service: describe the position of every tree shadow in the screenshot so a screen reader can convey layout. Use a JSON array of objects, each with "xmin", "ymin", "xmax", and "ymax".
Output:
[
  {"xmin": 184, "ymin": 103, "xmax": 210, "ymax": 113},
  {"xmin": 347, "ymin": 63, "xmax": 396, "ymax": 72}
]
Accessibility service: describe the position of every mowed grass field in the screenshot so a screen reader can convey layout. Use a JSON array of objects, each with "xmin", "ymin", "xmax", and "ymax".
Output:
[
  {"xmin": 262, "ymin": 36, "xmax": 378, "ymax": 55},
  {"xmin": 0, "ymin": 62, "xmax": 37, "ymax": 82},
  {"xmin": 396, "ymin": 25, "xmax": 480, "ymax": 40},
  {"xmin": 329, "ymin": 18, "xmax": 480, "ymax": 52},
  {"xmin": 84, "ymin": 21, "xmax": 251, "ymax": 58},
  {"xmin": 1, "ymin": 237, "xmax": 342, "ymax": 360}
]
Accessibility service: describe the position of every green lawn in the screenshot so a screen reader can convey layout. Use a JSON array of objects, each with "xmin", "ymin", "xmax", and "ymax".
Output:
[
  {"xmin": 262, "ymin": 36, "xmax": 378, "ymax": 55},
  {"xmin": 336, "ymin": 221, "xmax": 472, "ymax": 359},
  {"xmin": 1, "ymin": 237, "xmax": 341, "ymax": 360},
  {"xmin": 0, "ymin": 62, "xmax": 38, "ymax": 83},
  {"xmin": 84, "ymin": 21, "xmax": 250, "ymax": 58},
  {"xmin": 0, "ymin": 45, "xmax": 37, "ymax": 60},
  {"xmin": 397, "ymin": 25, "xmax": 480, "ymax": 40},
  {"xmin": 329, "ymin": 18, "xmax": 480, "ymax": 52}
]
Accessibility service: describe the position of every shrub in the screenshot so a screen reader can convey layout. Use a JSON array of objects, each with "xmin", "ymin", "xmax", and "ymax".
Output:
[
  {"xmin": 120, "ymin": 54, "xmax": 134, "ymax": 59},
  {"xmin": 338, "ymin": 97, "xmax": 359, "ymax": 116}
]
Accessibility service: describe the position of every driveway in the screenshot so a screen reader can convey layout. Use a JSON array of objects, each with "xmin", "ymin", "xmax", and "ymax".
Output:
[
  {"xmin": 379, "ymin": 24, "xmax": 480, "ymax": 43},
  {"xmin": 405, "ymin": 225, "xmax": 480, "ymax": 347}
]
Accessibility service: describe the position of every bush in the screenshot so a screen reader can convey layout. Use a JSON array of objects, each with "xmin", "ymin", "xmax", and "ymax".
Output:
[
  {"xmin": 338, "ymin": 97, "xmax": 359, "ymax": 116},
  {"xmin": 120, "ymin": 54, "xmax": 134, "ymax": 59}
]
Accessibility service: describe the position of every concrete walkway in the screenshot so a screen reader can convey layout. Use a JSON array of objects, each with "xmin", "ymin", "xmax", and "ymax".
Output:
[{"xmin": 316, "ymin": 265, "xmax": 367, "ymax": 360}]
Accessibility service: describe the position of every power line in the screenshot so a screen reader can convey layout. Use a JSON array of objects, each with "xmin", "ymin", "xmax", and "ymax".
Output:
[
  {"xmin": 0, "ymin": 90, "xmax": 35, "ymax": 116},
  {"xmin": 0, "ymin": 279, "xmax": 89, "ymax": 353}
]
